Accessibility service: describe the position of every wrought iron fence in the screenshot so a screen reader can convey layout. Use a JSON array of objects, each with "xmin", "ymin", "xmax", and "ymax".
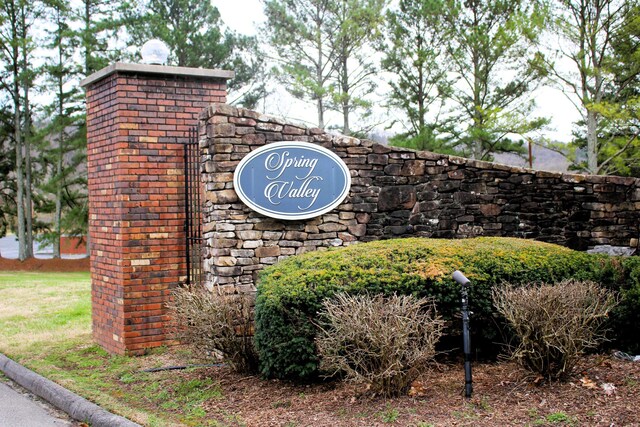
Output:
[{"xmin": 184, "ymin": 127, "xmax": 203, "ymax": 287}]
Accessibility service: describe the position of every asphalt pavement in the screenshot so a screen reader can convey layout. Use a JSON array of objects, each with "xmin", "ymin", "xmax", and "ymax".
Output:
[
  {"xmin": 0, "ymin": 379, "xmax": 73, "ymax": 427},
  {"xmin": 0, "ymin": 353, "xmax": 141, "ymax": 427},
  {"xmin": 0, "ymin": 236, "xmax": 86, "ymax": 259}
]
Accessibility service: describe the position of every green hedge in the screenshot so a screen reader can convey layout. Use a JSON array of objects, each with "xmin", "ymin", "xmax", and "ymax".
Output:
[{"xmin": 254, "ymin": 237, "xmax": 639, "ymax": 380}]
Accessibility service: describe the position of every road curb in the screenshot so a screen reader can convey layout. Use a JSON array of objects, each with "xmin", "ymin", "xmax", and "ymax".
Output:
[{"xmin": 0, "ymin": 353, "xmax": 141, "ymax": 427}]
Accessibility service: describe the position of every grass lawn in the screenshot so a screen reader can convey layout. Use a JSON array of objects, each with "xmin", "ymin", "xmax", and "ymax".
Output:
[{"xmin": 0, "ymin": 271, "xmax": 219, "ymax": 427}]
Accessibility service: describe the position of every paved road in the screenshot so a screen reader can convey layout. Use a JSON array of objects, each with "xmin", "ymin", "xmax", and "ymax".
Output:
[
  {"xmin": 0, "ymin": 380, "xmax": 74, "ymax": 427},
  {"xmin": 0, "ymin": 236, "xmax": 85, "ymax": 260}
]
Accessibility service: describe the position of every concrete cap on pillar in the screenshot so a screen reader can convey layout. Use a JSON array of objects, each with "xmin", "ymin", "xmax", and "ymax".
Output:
[{"xmin": 80, "ymin": 62, "xmax": 235, "ymax": 88}]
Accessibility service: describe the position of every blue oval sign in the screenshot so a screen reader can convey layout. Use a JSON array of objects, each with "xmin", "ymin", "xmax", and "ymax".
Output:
[{"xmin": 233, "ymin": 141, "xmax": 351, "ymax": 220}]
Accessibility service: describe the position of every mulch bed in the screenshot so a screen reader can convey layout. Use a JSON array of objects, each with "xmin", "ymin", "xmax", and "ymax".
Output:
[
  {"xmin": 197, "ymin": 355, "xmax": 640, "ymax": 426},
  {"xmin": 0, "ymin": 257, "xmax": 89, "ymax": 272}
]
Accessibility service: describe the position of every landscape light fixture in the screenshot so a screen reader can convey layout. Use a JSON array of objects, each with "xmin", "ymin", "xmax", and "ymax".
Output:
[
  {"xmin": 452, "ymin": 270, "xmax": 473, "ymax": 398},
  {"xmin": 141, "ymin": 39, "xmax": 170, "ymax": 65}
]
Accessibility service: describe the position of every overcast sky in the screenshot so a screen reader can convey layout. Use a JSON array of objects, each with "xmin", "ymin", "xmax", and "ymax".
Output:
[{"xmin": 211, "ymin": 0, "xmax": 580, "ymax": 143}]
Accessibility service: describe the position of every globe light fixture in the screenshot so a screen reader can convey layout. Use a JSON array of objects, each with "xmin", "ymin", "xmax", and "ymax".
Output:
[{"xmin": 141, "ymin": 39, "xmax": 170, "ymax": 65}]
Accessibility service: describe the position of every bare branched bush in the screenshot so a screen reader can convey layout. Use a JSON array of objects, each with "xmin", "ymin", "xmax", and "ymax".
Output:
[
  {"xmin": 316, "ymin": 293, "xmax": 445, "ymax": 397},
  {"xmin": 168, "ymin": 287, "xmax": 259, "ymax": 374},
  {"xmin": 492, "ymin": 280, "xmax": 617, "ymax": 381}
]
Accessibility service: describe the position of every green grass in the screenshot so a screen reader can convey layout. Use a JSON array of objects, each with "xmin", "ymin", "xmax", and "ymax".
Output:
[
  {"xmin": 0, "ymin": 271, "xmax": 224, "ymax": 427},
  {"xmin": 0, "ymin": 271, "xmax": 91, "ymax": 355},
  {"xmin": 376, "ymin": 404, "xmax": 400, "ymax": 423},
  {"xmin": 545, "ymin": 412, "xmax": 574, "ymax": 425}
]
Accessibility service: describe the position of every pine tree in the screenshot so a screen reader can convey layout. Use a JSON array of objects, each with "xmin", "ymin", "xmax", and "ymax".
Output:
[
  {"xmin": 40, "ymin": 0, "xmax": 86, "ymax": 258},
  {"xmin": 264, "ymin": 0, "xmax": 335, "ymax": 128},
  {"xmin": 441, "ymin": 0, "xmax": 549, "ymax": 160},
  {"xmin": 327, "ymin": 0, "xmax": 386, "ymax": 136},
  {"xmin": 381, "ymin": 0, "xmax": 456, "ymax": 153},
  {"xmin": 0, "ymin": 0, "xmax": 41, "ymax": 259}
]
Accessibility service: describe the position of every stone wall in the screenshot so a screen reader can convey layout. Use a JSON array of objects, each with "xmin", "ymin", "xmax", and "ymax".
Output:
[{"xmin": 201, "ymin": 104, "xmax": 640, "ymax": 294}]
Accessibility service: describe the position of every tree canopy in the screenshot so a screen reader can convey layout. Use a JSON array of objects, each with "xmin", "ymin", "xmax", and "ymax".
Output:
[{"xmin": 1, "ymin": 0, "xmax": 639, "ymax": 258}]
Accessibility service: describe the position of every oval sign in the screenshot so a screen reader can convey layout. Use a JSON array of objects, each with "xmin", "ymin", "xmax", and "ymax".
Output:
[{"xmin": 233, "ymin": 141, "xmax": 351, "ymax": 220}]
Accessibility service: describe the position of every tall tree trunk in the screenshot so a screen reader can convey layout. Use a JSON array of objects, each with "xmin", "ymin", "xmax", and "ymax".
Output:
[
  {"xmin": 472, "ymin": 57, "xmax": 483, "ymax": 160},
  {"xmin": 20, "ymin": 2, "xmax": 33, "ymax": 258},
  {"xmin": 84, "ymin": 0, "xmax": 91, "ymax": 75},
  {"xmin": 341, "ymin": 54, "xmax": 350, "ymax": 136},
  {"xmin": 23, "ymin": 85, "xmax": 34, "ymax": 258},
  {"xmin": 53, "ymin": 40, "xmax": 64, "ymax": 259},
  {"xmin": 53, "ymin": 110, "xmax": 63, "ymax": 259},
  {"xmin": 317, "ymin": 97, "xmax": 325, "ymax": 129},
  {"xmin": 14, "ymin": 92, "xmax": 26, "ymax": 261},
  {"xmin": 9, "ymin": 3, "xmax": 27, "ymax": 261},
  {"xmin": 54, "ymin": 155, "xmax": 62, "ymax": 258},
  {"xmin": 315, "ymin": 11, "xmax": 325, "ymax": 129},
  {"xmin": 586, "ymin": 109, "xmax": 598, "ymax": 174}
]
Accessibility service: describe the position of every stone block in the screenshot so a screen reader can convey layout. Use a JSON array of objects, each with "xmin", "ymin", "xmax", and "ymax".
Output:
[
  {"xmin": 214, "ymin": 257, "xmax": 237, "ymax": 267},
  {"xmin": 479, "ymin": 204, "xmax": 502, "ymax": 216},
  {"xmin": 231, "ymin": 249, "xmax": 254, "ymax": 257},
  {"xmin": 353, "ymin": 203, "xmax": 377, "ymax": 212},
  {"xmin": 378, "ymin": 186, "xmax": 417, "ymax": 211},
  {"xmin": 318, "ymin": 222, "xmax": 347, "ymax": 232},
  {"xmin": 243, "ymin": 240, "xmax": 264, "ymax": 249},
  {"xmin": 255, "ymin": 246, "xmax": 281, "ymax": 257},
  {"xmin": 368, "ymin": 154, "xmax": 389, "ymax": 165},
  {"xmin": 206, "ymin": 189, "xmax": 238, "ymax": 204},
  {"xmin": 348, "ymin": 224, "xmax": 367, "ymax": 237},
  {"xmin": 216, "ymin": 266, "xmax": 242, "ymax": 276},
  {"xmin": 284, "ymin": 231, "xmax": 308, "ymax": 240},
  {"xmin": 213, "ymin": 123, "xmax": 236, "ymax": 137},
  {"xmin": 327, "ymin": 238, "xmax": 343, "ymax": 246},
  {"xmin": 401, "ymin": 160, "xmax": 425, "ymax": 176},
  {"xmin": 237, "ymin": 230, "xmax": 263, "ymax": 240},
  {"xmin": 338, "ymin": 232, "xmax": 358, "ymax": 242},
  {"xmin": 256, "ymin": 122, "xmax": 283, "ymax": 132},
  {"xmin": 334, "ymin": 135, "xmax": 360, "ymax": 147},
  {"xmin": 262, "ymin": 231, "xmax": 283, "ymax": 240},
  {"xmin": 283, "ymin": 125, "xmax": 305, "ymax": 135},
  {"xmin": 242, "ymin": 133, "xmax": 266, "ymax": 145}
]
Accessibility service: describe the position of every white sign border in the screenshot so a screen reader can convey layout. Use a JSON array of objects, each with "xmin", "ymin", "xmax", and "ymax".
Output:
[{"xmin": 233, "ymin": 141, "xmax": 352, "ymax": 220}]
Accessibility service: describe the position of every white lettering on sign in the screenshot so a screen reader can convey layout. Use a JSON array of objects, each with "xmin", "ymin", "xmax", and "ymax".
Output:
[
  {"xmin": 264, "ymin": 177, "xmax": 323, "ymax": 210},
  {"xmin": 264, "ymin": 151, "xmax": 319, "ymax": 180}
]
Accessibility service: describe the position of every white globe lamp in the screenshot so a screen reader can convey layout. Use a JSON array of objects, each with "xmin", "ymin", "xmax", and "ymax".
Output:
[{"xmin": 141, "ymin": 39, "xmax": 170, "ymax": 65}]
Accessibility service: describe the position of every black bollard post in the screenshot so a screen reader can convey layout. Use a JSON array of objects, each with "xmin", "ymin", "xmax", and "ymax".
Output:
[{"xmin": 452, "ymin": 270, "xmax": 473, "ymax": 398}]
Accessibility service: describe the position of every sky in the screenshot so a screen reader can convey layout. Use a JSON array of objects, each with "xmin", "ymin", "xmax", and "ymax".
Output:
[{"xmin": 211, "ymin": 0, "xmax": 581, "ymax": 143}]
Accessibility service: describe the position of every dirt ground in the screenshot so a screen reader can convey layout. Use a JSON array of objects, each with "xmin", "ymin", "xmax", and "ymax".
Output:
[
  {"xmin": 0, "ymin": 256, "xmax": 89, "ymax": 272},
  {"xmin": 199, "ymin": 355, "xmax": 640, "ymax": 426}
]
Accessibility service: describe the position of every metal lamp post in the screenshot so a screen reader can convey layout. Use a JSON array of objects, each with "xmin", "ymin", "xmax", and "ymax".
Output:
[{"xmin": 452, "ymin": 270, "xmax": 473, "ymax": 398}]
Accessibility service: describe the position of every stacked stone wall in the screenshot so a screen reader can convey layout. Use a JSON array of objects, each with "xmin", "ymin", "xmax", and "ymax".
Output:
[{"xmin": 201, "ymin": 104, "xmax": 640, "ymax": 293}]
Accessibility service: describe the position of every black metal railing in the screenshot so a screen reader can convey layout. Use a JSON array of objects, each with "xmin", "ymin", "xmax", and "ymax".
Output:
[{"xmin": 184, "ymin": 127, "xmax": 203, "ymax": 287}]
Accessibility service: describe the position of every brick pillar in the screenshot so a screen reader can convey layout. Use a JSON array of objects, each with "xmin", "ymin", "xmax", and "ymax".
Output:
[{"xmin": 81, "ymin": 63, "xmax": 233, "ymax": 355}]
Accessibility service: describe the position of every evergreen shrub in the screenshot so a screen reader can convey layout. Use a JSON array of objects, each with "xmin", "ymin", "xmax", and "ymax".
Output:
[{"xmin": 254, "ymin": 237, "xmax": 639, "ymax": 380}]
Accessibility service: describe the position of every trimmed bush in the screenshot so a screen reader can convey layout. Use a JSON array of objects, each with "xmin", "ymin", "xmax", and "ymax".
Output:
[
  {"xmin": 606, "ymin": 256, "xmax": 640, "ymax": 353},
  {"xmin": 254, "ymin": 237, "xmax": 638, "ymax": 380},
  {"xmin": 316, "ymin": 293, "xmax": 444, "ymax": 397},
  {"xmin": 168, "ymin": 288, "xmax": 259, "ymax": 374},
  {"xmin": 492, "ymin": 280, "xmax": 617, "ymax": 380}
]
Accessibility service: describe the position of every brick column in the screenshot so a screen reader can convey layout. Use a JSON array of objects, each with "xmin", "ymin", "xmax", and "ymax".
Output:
[{"xmin": 81, "ymin": 63, "xmax": 233, "ymax": 355}]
